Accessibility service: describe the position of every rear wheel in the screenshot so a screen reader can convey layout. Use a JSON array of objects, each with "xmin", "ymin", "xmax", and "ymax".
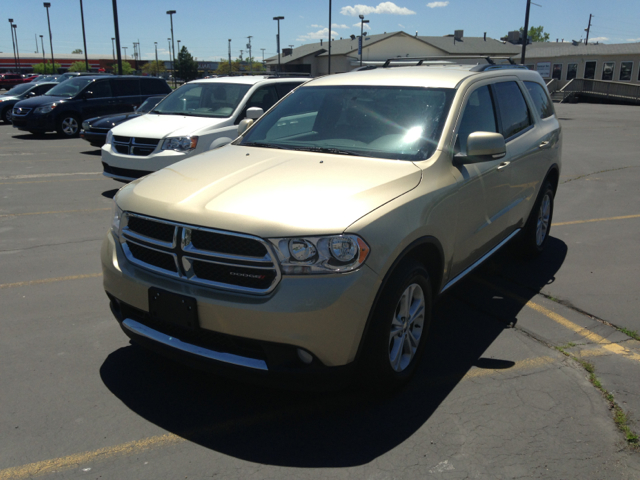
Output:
[
  {"xmin": 517, "ymin": 181, "xmax": 554, "ymax": 258},
  {"xmin": 57, "ymin": 114, "xmax": 81, "ymax": 137},
  {"xmin": 361, "ymin": 261, "xmax": 432, "ymax": 391}
]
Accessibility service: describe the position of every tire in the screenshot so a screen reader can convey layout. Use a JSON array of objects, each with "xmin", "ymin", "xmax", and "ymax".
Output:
[
  {"xmin": 56, "ymin": 114, "xmax": 81, "ymax": 138},
  {"xmin": 517, "ymin": 181, "xmax": 554, "ymax": 258},
  {"xmin": 360, "ymin": 261, "xmax": 433, "ymax": 391},
  {"xmin": 1, "ymin": 107, "xmax": 11, "ymax": 124}
]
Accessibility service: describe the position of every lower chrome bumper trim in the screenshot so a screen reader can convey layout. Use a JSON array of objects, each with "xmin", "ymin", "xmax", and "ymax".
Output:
[{"xmin": 122, "ymin": 318, "xmax": 269, "ymax": 371}]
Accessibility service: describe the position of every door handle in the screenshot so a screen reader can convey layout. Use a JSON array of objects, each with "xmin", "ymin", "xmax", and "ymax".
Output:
[
  {"xmin": 539, "ymin": 140, "xmax": 550, "ymax": 148},
  {"xmin": 497, "ymin": 161, "xmax": 510, "ymax": 171}
]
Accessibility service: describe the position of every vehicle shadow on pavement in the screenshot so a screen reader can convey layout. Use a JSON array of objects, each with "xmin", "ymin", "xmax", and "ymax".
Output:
[
  {"xmin": 100, "ymin": 236, "xmax": 567, "ymax": 468},
  {"xmin": 11, "ymin": 133, "xmax": 65, "ymax": 140},
  {"xmin": 80, "ymin": 150, "xmax": 101, "ymax": 156}
]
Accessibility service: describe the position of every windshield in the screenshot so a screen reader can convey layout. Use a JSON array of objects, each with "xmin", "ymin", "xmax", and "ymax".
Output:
[
  {"xmin": 239, "ymin": 86, "xmax": 455, "ymax": 161},
  {"xmin": 137, "ymin": 96, "xmax": 165, "ymax": 113},
  {"xmin": 151, "ymin": 82, "xmax": 251, "ymax": 117},
  {"xmin": 34, "ymin": 75, "xmax": 60, "ymax": 84},
  {"xmin": 4, "ymin": 83, "xmax": 33, "ymax": 96},
  {"xmin": 44, "ymin": 77, "xmax": 94, "ymax": 97}
]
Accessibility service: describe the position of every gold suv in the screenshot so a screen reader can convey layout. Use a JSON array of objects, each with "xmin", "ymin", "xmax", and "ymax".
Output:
[{"xmin": 102, "ymin": 58, "xmax": 561, "ymax": 389}]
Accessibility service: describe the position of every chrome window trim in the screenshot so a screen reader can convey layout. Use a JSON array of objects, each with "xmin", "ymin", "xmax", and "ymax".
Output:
[{"xmin": 122, "ymin": 318, "xmax": 268, "ymax": 371}]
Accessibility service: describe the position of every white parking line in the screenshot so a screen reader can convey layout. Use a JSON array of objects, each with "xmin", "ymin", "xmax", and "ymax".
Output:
[{"xmin": 0, "ymin": 172, "xmax": 102, "ymax": 180}]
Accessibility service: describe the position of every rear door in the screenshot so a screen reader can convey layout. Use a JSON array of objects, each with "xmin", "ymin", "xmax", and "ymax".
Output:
[{"xmin": 81, "ymin": 79, "xmax": 116, "ymax": 119}]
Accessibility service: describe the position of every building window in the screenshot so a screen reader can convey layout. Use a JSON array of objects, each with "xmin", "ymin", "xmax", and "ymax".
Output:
[
  {"xmin": 552, "ymin": 64, "xmax": 562, "ymax": 80},
  {"xmin": 584, "ymin": 61, "xmax": 596, "ymax": 79},
  {"xmin": 620, "ymin": 62, "xmax": 633, "ymax": 81},
  {"xmin": 567, "ymin": 63, "xmax": 577, "ymax": 80},
  {"xmin": 602, "ymin": 62, "xmax": 614, "ymax": 81}
]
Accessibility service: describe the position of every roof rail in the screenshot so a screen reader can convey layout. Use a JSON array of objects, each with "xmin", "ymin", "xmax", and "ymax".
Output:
[{"xmin": 381, "ymin": 55, "xmax": 517, "ymax": 68}]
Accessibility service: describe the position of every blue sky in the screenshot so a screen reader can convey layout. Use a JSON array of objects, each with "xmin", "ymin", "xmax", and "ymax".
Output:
[{"xmin": 4, "ymin": 0, "xmax": 640, "ymax": 62}]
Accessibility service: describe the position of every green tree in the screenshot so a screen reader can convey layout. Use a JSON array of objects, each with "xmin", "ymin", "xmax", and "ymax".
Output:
[
  {"xmin": 141, "ymin": 60, "xmax": 166, "ymax": 76},
  {"xmin": 110, "ymin": 61, "xmax": 134, "ymax": 75},
  {"xmin": 72, "ymin": 48, "xmax": 83, "ymax": 54},
  {"xmin": 175, "ymin": 46, "xmax": 199, "ymax": 82},
  {"xmin": 215, "ymin": 60, "xmax": 240, "ymax": 75},
  {"xmin": 506, "ymin": 25, "xmax": 550, "ymax": 43},
  {"xmin": 33, "ymin": 61, "xmax": 61, "ymax": 74},
  {"xmin": 68, "ymin": 61, "xmax": 89, "ymax": 72}
]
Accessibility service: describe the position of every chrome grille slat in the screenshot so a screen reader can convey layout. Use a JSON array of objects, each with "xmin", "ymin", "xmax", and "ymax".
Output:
[
  {"xmin": 119, "ymin": 213, "xmax": 281, "ymax": 295},
  {"xmin": 112, "ymin": 136, "xmax": 160, "ymax": 156}
]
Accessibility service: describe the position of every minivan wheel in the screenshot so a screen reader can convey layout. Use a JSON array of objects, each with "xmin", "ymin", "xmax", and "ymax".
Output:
[
  {"xmin": 517, "ymin": 181, "xmax": 554, "ymax": 258},
  {"xmin": 57, "ymin": 114, "xmax": 81, "ymax": 137},
  {"xmin": 361, "ymin": 261, "xmax": 432, "ymax": 391},
  {"xmin": 1, "ymin": 107, "xmax": 11, "ymax": 124}
]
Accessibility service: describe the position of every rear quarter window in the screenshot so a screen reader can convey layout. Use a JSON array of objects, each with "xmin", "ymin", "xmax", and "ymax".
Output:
[
  {"xmin": 524, "ymin": 81, "xmax": 554, "ymax": 119},
  {"xmin": 113, "ymin": 79, "xmax": 140, "ymax": 97}
]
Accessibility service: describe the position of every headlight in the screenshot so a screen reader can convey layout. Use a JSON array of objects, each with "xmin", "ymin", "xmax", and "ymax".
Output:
[
  {"xmin": 269, "ymin": 234, "xmax": 370, "ymax": 274},
  {"xmin": 111, "ymin": 202, "xmax": 123, "ymax": 237},
  {"xmin": 161, "ymin": 136, "xmax": 198, "ymax": 152},
  {"xmin": 105, "ymin": 130, "xmax": 113, "ymax": 145},
  {"xmin": 34, "ymin": 103, "xmax": 56, "ymax": 114}
]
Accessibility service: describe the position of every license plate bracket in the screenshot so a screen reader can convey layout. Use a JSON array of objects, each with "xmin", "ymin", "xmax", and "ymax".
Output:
[{"xmin": 148, "ymin": 287, "xmax": 199, "ymax": 330}]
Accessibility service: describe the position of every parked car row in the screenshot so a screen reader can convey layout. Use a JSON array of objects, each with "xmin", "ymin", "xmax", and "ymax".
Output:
[{"xmin": 0, "ymin": 73, "xmax": 40, "ymax": 89}]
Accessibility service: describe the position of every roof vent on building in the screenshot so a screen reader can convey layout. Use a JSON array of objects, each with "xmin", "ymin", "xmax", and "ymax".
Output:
[
  {"xmin": 507, "ymin": 30, "xmax": 521, "ymax": 44},
  {"xmin": 572, "ymin": 39, "xmax": 580, "ymax": 46},
  {"xmin": 320, "ymin": 39, "xmax": 323, "ymax": 45},
  {"xmin": 350, "ymin": 34, "xmax": 356, "ymax": 40},
  {"xmin": 484, "ymin": 32, "xmax": 487, "ymax": 41},
  {"xmin": 282, "ymin": 48, "xmax": 293, "ymax": 57},
  {"xmin": 415, "ymin": 31, "xmax": 418, "ymax": 37},
  {"xmin": 454, "ymin": 30, "xmax": 463, "ymax": 41}
]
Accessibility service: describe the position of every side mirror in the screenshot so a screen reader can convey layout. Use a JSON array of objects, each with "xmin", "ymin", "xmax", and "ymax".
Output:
[
  {"xmin": 83, "ymin": 90, "xmax": 94, "ymax": 99},
  {"xmin": 458, "ymin": 132, "xmax": 506, "ymax": 164},
  {"xmin": 26, "ymin": 91, "xmax": 37, "ymax": 97},
  {"xmin": 246, "ymin": 107, "xmax": 264, "ymax": 119},
  {"xmin": 237, "ymin": 119, "xmax": 254, "ymax": 136}
]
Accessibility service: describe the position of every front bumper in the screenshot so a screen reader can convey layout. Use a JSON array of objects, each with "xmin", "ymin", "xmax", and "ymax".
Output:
[
  {"xmin": 80, "ymin": 129, "xmax": 107, "ymax": 146},
  {"xmin": 102, "ymin": 232, "xmax": 380, "ymax": 378},
  {"xmin": 11, "ymin": 113, "xmax": 55, "ymax": 132},
  {"xmin": 101, "ymin": 143, "xmax": 190, "ymax": 178}
]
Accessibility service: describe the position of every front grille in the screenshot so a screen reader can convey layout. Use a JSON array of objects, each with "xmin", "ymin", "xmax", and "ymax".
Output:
[
  {"xmin": 119, "ymin": 213, "xmax": 281, "ymax": 294},
  {"xmin": 112, "ymin": 136, "xmax": 160, "ymax": 156},
  {"xmin": 12, "ymin": 107, "xmax": 32, "ymax": 116}
]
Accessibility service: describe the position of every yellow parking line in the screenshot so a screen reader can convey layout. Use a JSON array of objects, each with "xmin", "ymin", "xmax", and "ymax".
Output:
[
  {"xmin": 0, "ymin": 353, "xmax": 561, "ymax": 479},
  {"xmin": 479, "ymin": 280, "xmax": 640, "ymax": 363},
  {"xmin": 554, "ymin": 214, "xmax": 640, "ymax": 226},
  {"xmin": 0, "ymin": 273, "xmax": 102, "ymax": 289},
  {"xmin": 0, "ymin": 208, "xmax": 109, "ymax": 218}
]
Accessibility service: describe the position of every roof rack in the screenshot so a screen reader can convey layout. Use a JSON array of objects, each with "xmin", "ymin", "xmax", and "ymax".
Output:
[{"xmin": 380, "ymin": 55, "xmax": 522, "ymax": 70}]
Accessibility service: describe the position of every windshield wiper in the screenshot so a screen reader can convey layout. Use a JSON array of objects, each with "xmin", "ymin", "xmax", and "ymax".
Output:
[
  {"xmin": 241, "ymin": 142, "xmax": 288, "ymax": 149},
  {"xmin": 291, "ymin": 146, "xmax": 362, "ymax": 156}
]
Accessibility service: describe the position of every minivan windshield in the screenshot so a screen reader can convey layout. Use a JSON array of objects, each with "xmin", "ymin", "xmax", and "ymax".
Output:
[
  {"xmin": 44, "ymin": 77, "xmax": 94, "ymax": 97},
  {"xmin": 239, "ymin": 86, "xmax": 455, "ymax": 161},
  {"xmin": 4, "ymin": 83, "xmax": 33, "ymax": 96},
  {"xmin": 151, "ymin": 82, "xmax": 251, "ymax": 117}
]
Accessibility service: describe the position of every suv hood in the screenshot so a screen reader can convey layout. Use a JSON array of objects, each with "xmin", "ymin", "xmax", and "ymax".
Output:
[
  {"xmin": 117, "ymin": 145, "xmax": 422, "ymax": 237},
  {"xmin": 110, "ymin": 114, "xmax": 229, "ymax": 139}
]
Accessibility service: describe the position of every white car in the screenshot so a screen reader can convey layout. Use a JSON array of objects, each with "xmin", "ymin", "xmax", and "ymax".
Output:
[{"xmin": 101, "ymin": 76, "xmax": 307, "ymax": 182}]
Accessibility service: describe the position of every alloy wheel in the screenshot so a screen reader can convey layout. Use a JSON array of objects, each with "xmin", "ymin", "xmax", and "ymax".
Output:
[
  {"xmin": 61, "ymin": 117, "xmax": 79, "ymax": 136},
  {"xmin": 536, "ymin": 194, "xmax": 551, "ymax": 246},
  {"xmin": 388, "ymin": 283, "xmax": 425, "ymax": 372}
]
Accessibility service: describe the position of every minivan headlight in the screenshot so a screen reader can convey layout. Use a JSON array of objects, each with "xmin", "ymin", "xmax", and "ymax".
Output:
[
  {"xmin": 269, "ymin": 234, "xmax": 370, "ymax": 274},
  {"xmin": 34, "ymin": 103, "xmax": 57, "ymax": 114},
  {"xmin": 111, "ymin": 202, "xmax": 123, "ymax": 237},
  {"xmin": 105, "ymin": 130, "xmax": 113, "ymax": 145},
  {"xmin": 161, "ymin": 136, "xmax": 198, "ymax": 152}
]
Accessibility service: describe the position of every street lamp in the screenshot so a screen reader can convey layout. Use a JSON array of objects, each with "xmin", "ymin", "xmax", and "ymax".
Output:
[
  {"xmin": 228, "ymin": 39, "xmax": 232, "ymax": 74},
  {"xmin": 177, "ymin": 40, "xmax": 181, "ymax": 54},
  {"xmin": 111, "ymin": 37, "xmax": 115, "ymax": 60},
  {"xmin": 13, "ymin": 24, "xmax": 21, "ymax": 73},
  {"xmin": 359, "ymin": 14, "xmax": 369, "ymax": 67},
  {"xmin": 8, "ymin": 19, "xmax": 17, "ymax": 72},
  {"xmin": 43, "ymin": 3, "xmax": 55, "ymax": 74},
  {"xmin": 166, "ymin": 10, "xmax": 176, "ymax": 87},
  {"xmin": 273, "ymin": 16, "xmax": 284, "ymax": 74},
  {"xmin": 79, "ymin": 0, "xmax": 89, "ymax": 71},
  {"xmin": 40, "ymin": 35, "xmax": 46, "ymax": 65},
  {"xmin": 154, "ymin": 41, "xmax": 159, "ymax": 76},
  {"xmin": 167, "ymin": 38, "xmax": 172, "ymax": 81}
]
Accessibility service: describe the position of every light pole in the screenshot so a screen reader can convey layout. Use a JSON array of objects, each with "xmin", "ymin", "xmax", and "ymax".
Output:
[
  {"xmin": 8, "ymin": 19, "xmax": 17, "ymax": 72},
  {"xmin": 166, "ymin": 10, "xmax": 176, "ymax": 87},
  {"xmin": 13, "ymin": 24, "xmax": 21, "ymax": 73},
  {"xmin": 111, "ymin": 37, "xmax": 115, "ymax": 60},
  {"xmin": 261, "ymin": 48, "xmax": 265, "ymax": 64},
  {"xmin": 40, "ymin": 35, "xmax": 46, "ymax": 66},
  {"xmin": 79, "ymin": 0, "xmax": 89, "ymax": 71},
  {"xmin": 111, "ymin": 0, "xmax": 122, "ymax": 75},
  {"xmin": 167, "ymin": 38, "xmax": 172, "ymax": 81},
  {"xmin": 521, "ymin": 0, "xmax": 531, "ymax": 65},
  {"xmin": 154, "ymin": 42, "xmax": 158, "ymax": 76},
  {"xmin": 328, "ymin": 0, "xmax": 332, "ymax": 74},
  {"xmin": 43, "ymin": 3, "xmax": 55, "ymax": 74},
  {"xmin": 359, "ymin": 14, "xmax": 369, "ymax": 67},
  {"xmin": 247, "ymin": 36, "xmax": 252, "ymax": 74},
  {"xmin": 228, "ymin": 39, "xmax": 232, "ymax": 74},
  {"xmin": 273, "ymin": 16, "xmax": 284, "ymax": 74}
]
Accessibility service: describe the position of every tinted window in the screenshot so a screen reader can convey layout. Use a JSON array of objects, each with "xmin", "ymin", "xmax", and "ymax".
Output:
[
  {"xmin": 620, "ymin": 62, "xmax": 633, "ymax": 81},
  {"xmin": 6, "ymin": 84, "xmax": 33, "ymax": 96},
  {"xmin": 141, "ymin": 78, "xmax": 171, "ymax": 95},
  {"xmin": 602, "ymin": 62, "xmax": 614, "ymax": 81},
  {"xmin": 45, "ymin": 77, "xmax": 94, "ymax": 97},
  {"xmin": 493, "ymin": 82, "xmax": 531, "ymax": 139},
  {"xmin": 274, "ymin": 82, "xmax": 304, "ymax": 98},
  {"xmin": 152, "ymin": 83, "xmax": 251, "ymax": 118},
  {"xmin": 137, "ymin": 96, "xmax": 165, "ymax": 113},
  {"xmin": 456, "ymin": 85, "xmax": 497, "ymax": 155},
  {"xmin": 247, "ymin": 85, "xmax": 279, "ymax": 111},
  {"xmin": 88, "ymin": 80, "xmax": 112, "ymax": 98},
  {"xmin": 34, "ymin": 84, "xmax": 55, "ymax": 95},
  {"xmin": 552, "ymin": 64, "xmax": 562, "ymax": 80},
  {"xmin": 567, "ymin": 63, "xmax": 577, "ymax": 80},
  {"xmin": 113, "ymin": 79, "xmax": 140, "ymax": 96},
  {"xmin": 584, "ymin": 61, "xmax": 596, "ymax": 79},
  {"xmin": 525, "ymin": 82, "xmax": 554, "ymax": 119}
]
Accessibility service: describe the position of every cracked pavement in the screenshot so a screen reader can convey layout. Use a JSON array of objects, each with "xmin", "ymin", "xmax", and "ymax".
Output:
[{"xmin": 1, "ymin": 103, "xmax": 640, "ymax": 479}]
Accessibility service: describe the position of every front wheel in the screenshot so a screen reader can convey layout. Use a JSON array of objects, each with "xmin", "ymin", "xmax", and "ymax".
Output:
[
  {"xmin": 57, "ymin": 114, "xmax": 81, "ymax": 138},
  {"xmin": 1, "ymin": 107, "xmax": 12, "ymax": 124},
  {"xmin": 517, "ymin": 181, "xmax": 554, "ymax": 258},
  {"xmin": 360, "ymin": 261, "xmax": 432, "ymax": 391}
]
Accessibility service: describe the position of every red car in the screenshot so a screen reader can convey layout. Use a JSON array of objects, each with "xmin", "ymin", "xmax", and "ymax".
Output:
[
  {"xmin": 22, "ymin": 74, "xmax": 40, "ymax": 83},
  {"xmin": 0, "ymin": 74, "xmax": 25, "ymax": 90}
]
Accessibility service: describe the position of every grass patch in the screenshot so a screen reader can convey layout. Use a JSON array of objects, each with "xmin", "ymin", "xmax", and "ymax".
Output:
[
  {"xmin": 555, "ymin": 347, "xmax": 639, "ymax": 448},
  {"xmin": 619, "ymin": 327, "xmax": 640, "ymax": 342}
]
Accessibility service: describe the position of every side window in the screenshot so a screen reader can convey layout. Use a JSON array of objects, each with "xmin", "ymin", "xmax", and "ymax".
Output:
[
  {"xmin": 88, "ymin": 81, "xmax": 112, "ymax": 98},
  {"xmin": 602, "ymin": 62, "xmax": 614, "ymax": 81},
  {"xmin": 567, "ymin": 63, "xmax": 578, "ymax": 80},
  {"xmin": 275, "ymin": 82, "xmax": 304, "ymax": 99},
  {"xmin": 247, "ymin": 85, "xmax": 279, "ymax": 112},
  {"xmin": 552, "ymin": 64, "xmax": 562, "ymax": 80},
  {"xmin": 524, "ymin": 82, "xmax": 554, "ymax": 119},
  {"xmin": 493, "ymin": 81, "xmax": 532, "ymax": 140},
  {"xmin": 584, "ymin": 61, "xmax": 596, "ymax": 79},
  {"xmin": 35, "ymin": 84, "xmax": 54, "ymax": 95},
  {"xmin": 113, "ymin": 79, "xmax": 140, "ymax": 96},
  {"xmin": 455, "ymin": 85, "xmax": 497, "ymax": 155},
  {"xmin": 141, "ymin": 79, "xmax": 171, "ymax": 95},
  {"xmin": 619, "ymin": 62, "xmax": 633, "ymax": 81}
]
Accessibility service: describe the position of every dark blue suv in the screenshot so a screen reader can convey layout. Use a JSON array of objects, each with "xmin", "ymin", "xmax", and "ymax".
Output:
[{"xmin": 11, "ymin": 75, "xmax": 171, "ymax": 137}]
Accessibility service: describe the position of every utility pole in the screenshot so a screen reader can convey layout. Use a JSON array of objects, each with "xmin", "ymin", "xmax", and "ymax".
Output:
[
  {"xmin": 328, "ymin": 0, "xmax": 332, "ymax": 74},
  {"xmin": 154, "ymin": 42, "xmax": 158, "ymax": 76},
  {"xmin": 521, "ymin": 0, "xmax": 531, "ymax": 65},
  {"xmin": 40, "ymin": 35, "xmax": 45, "ymax": 65},
  {"xmin": 585, "ymin": 14, "xmax": 593, "ymax": 45},
  {"xmin": 240, "ymin": 49, "xmax": 243, "ymax": 62},
  {"xmin": 44, "ymin": 3, "xmax": 56, "ymax": 74},
  {"xmin": 8, "ymin": 19, "xmax": 17, "ymax": 72},
  {"xmin": 228, "ymin": 39, "xmax": 232, "ymax": 74},
  {"xmin": 13, "ymin": 24, "xmax": 21, "ymax": 73},
  {"xmin": 122, "ymin": 46, "xmax": 127, "ymax": 61},
  {"xmin": 79, "ymin": 0, "xmax": 89, "ymax": 71},
  {"xmin": 133, "ymin": 42, "xmax": 138, "ymax": 71},
  {"xmin": 247, "ymin": 36, "xmax": 252, "ymax": 74},
  {"xmin": 111, "ymin": 0, "xmax": 122, "ymax": 75},
  {"xmin": 261, "ymin": 48, "xmax": 265, "ymax": 64},
  {"xmin": 35, "ymin": 34, "xmax": 39, "ymax": 53}
]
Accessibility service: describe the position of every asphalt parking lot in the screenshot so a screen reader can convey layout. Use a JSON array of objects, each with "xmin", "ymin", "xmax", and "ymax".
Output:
[{"xmin": 1, "ymin": 103, "xmax": 640, "ymax": 479}]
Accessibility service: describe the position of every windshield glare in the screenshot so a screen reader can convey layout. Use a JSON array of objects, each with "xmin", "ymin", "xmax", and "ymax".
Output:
[
  {"xmin": 151, "ymin": 83, "xmax": 251, "ymax": 117},
  {"xmin": 45, "ymin": 77, "xmax": 94, "ymax": 97},
  {"xmin": 137, "ymin": 96, "xmax": 165, "ymax": 113},
  {"xmin": 239, "ymin": 86, "xmax": 455, "ymax": 161},
  {"xmin": 5, "ymin": 84, "xmax": 33, "ymax": 96}
]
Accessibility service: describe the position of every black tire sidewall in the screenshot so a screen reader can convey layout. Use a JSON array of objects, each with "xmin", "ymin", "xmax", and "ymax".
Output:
[
  {"xmin": 361, "ymin": 261, "xmax": 433, "ymax": 391},
  {"xmin": 1, "ymin": 107, "xmax": 11, "ymax": 124},
  {"xmin": 520, "ymin": 181, "xmax": 554, "ymax": 257}
]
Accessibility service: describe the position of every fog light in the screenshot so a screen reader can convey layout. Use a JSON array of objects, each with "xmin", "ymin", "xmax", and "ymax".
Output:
[{"xmin": 297, "ymin": 348, "xmax": 313, "ymax": 364}]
